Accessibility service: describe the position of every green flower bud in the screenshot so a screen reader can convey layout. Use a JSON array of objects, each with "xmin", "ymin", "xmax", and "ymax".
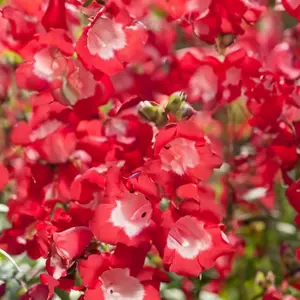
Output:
[
  {"xmin": 255, "ymin": 271, "xmax": 266, "ymax": 287},
  {"xmin": 176, "ymin": 102, "xmax": 196, "ymax": 120},
  {"xmin": 165, "ymin": 91, "xmax": 187, "ymax": 114},
  {"xmin": 138, "ymin": 101, "xmax": 168, "ymax": 127}
]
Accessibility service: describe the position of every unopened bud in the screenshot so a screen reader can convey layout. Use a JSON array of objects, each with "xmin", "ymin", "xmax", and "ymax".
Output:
[
  {"xmin": 138, "ymin": 101, "xmax": 168, "ymax": 127},
  {"xmin": 165, "ymin": 91, "xmax": 187, "ymax": 114},
  {"xmin": 255, "ymin": 271, "xmax": 265, "ymax": 287},
  {"xmin": 177, "ymin": 102, "xmax": 196, "ymax": 120},
  {"xmin": 266, "ymin": 271, "xmax": 275, "ymax": 286}
]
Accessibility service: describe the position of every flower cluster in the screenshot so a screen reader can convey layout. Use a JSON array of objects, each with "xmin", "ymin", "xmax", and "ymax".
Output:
[{"xmin": 1, "ymin": 0, "xmax": 300, "ymax": 299}]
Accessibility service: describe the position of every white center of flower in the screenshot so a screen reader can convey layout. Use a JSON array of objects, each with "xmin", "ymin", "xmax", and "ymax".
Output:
[
  {"xmin": 87, "ymin": 18, "xmax": 126, "ymax": 60},
  {"xmin": 105, "ymin": 119, "xmax": 135, "ymax": 144},
  {"xmin": 167, "ymin": 216, "xmax": 212, "ymax": 259},
  {"xmin": 33, "ymin": 48, "xmax": 57, "ymax": 81},
  {"xmin": 100, "ymin": 268, "xmax": 144, "ymax": 300},
  {"xmin": 110, "ymin": 192, "xmax": 152, "ymax": 238},
  {"xmin": 223, "ymin": 67, "xmax": 242, "ymax": 87},
  {"xmin": 160, "ymin": 138, "xmax": 200, "ymax": 175},
  {"xmin": 243, "ymin": 187, "xmax": 267, "ymax": 202},
  {"xmin": 189, "ymin": 65, "xmax": 218, "ymax": 103},
  {"xmin": 30, "ymin": 119, "xmax": 63, "ymax": 141}
]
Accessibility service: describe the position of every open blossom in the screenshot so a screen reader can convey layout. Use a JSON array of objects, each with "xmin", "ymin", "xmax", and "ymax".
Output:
[
  {"xmin": 0, "ymin": 163, "xmax": 9, "ymax": 191},
  {"xmin": 76, "ymin": 12, "xmax": 148, "ymax": 75},
  {"xmin": 155, "ymin": 119, "xmax": 222, "ymax": 180},
  {"xmin": 16, "ymin": 29, "xmax": 73, "ymax": 91},
  {"xmin": 84, "ymin": 267, "xmax": 161, "ymax": 300},
  {"xmin": 52, "ymin": 226, "xmax": 93, "ymax": 260},
  {"xmin": 154, "ymin": 208, "xmax": 234, "ymax": 277},
  {"xmin": 160, "ymin": 137, "xmax": 200, "ymax": 175},
  {"xmin": 52, "ymin": 59, "xmax": 114, "ymax": 118},
  {"xmin": 80, "ymin": 251, "xmax": 161, "ymax": 300},
  {"xmin": 168, "ymin": 0, "xmax": 266, "ymax": 43},
  {"xmin": 90, "ymin": 191, "xmax": 154, "ymax": 246},
  {"xmin": 86, "ymin": 268, "xmax": 145, "ymax": 300},
  {"xmin": 2, "ymin": 0, "xmax": 300, "ymax": 298},
  {"xmin": 42, "ymin": 0, "xmax": 67, "ymax": 31}
]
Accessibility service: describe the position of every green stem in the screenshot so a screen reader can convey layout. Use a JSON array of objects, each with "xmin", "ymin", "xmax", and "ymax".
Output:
[
  {"xmin": 0, "ymin": 249, "xmax": 21, "ymax": 273},
  {"xmin": 55, "ymin": 288, "xmax": 71, "ymax": 300}
]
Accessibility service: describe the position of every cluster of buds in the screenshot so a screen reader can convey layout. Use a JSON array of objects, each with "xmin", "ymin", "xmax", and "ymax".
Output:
[{"xmin": 138, "ymin": 92, "xmax": 195, "ymax": 127}]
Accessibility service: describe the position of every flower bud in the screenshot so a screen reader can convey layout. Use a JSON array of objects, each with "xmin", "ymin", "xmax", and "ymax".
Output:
[
  {"xmin": 255, "ymin": 271, "xmax": 265, "ymax": 287},
  {"xmin": 177, "ymin": 102, "xmax": 196, "ymax": 120},
  {"xmin": 165, "ymin": 92, "xmax": 187, "ymax": 114},
  {"xmin": 138, "ymin": 101, "xmax": 168, "ymax": 127}
]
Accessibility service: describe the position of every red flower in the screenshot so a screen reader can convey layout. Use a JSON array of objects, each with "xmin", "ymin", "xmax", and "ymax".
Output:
[
  {"xmin": 154, "ymin": 209, "xmax": 234, "ymax": 277},
  {"xmin": 16, "ymin": 30, "xmax": 74, "ymax": 92},
  {"xmin": 85, "ymin": 268, "xmax": 160, "ymax": 300},
  {"xmin": 0, "ymin": 163, "xmax": 9, "ymax": 191},
  {"xmin": 42, "ymin": 0, "xmax": 67, "ymax": 31},
  {"xmin": 76, "ymin": 11, "xmax": 148, "ymax": 75},
  {"xmin": 286, "ymin": 180, "xmax": 300, "ymax": 214},
  {"xmin": 70, "ymin": 168, "xmax": 105, "ymax": 204},
  {"xmin": 79, "ymin": 254, "xmax": 110, "ymax": 289},
  {"xmin": 90, "ymin": 191, "xmax": 154, "ymax": 246},
  {"xmin": 155, "ymin": 119, "xmax": 222, "ymax": 180},
  {"xmin": 19, "ymin": 284, "xmax": 50, "ymax": 300},
  {"xmin": 53, "ymin": 226, "xmax": 93, "ymax": 260}
]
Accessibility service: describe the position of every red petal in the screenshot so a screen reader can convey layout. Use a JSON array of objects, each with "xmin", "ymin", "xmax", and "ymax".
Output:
[
  {"xmin": 79, "ymin": 254, "xmax": 109, "ymax": 289},
  {"xmin": 197, "ymin": 226, "xmax": 235, "ymax": 270},
  {"xmin": 42, "ymin": 0, "xmax": 68, "ymax": 31},
  {"xmin": 85, "ymin": 282, "xmax": 105, "ymax": 300},
  {"xmin": 127, "ymin": 173, "xmax": 160, "ymax": 201},
  {"xmin": 0, "ymin": 163, "xmax": 9, "ymax": 191},
  {"xmin": 11, "ymin": 121, "xmax": 31, "ymax": 145},
  {"xmin": 286, "ymin": 180, "xmax": 300, "ymax": 213},
  {"xmin": 70, "ymin": 169, "xmax": 105, "ymax": 203},
  {"xmin": 143, "ymin": 283, "xmax": 161, "ymax": 300},
  {"xmin": 16, "ymin": 62, "xmax": 48, "ymax": 91},
  {"xmin": 117, "ymin": 22, "xmax": 148, "ymax": 63},
  {"xmin": 53, "ymin": 226, "xmax": 93, "ymax": 260},
  {"xmin": 40, "ymin": 273, "xmax": 59, "ymax": 297},
  {"xmin": 110, "ymin": 243, "xmax": 150, "ymax": 276},
  {"xmin": 177, "ymin": 119, "xmax": 205, "ymax": 142},
  {"xmin": 20, "ymin": 284, "xmax": 49, "ymax": 300},
  {"xmin": 76, "ymin": 28, "xmax": 124, "ymax": 76},
  {"xmin": 39, "ymin": 29, "xmax": 74, "ymax": 56},
  {"xmin": 297, "ymin": 248, "xmax": 300, "ymax": 262},
  {"xmin": 176, "ymin": 183, "xmax": 199, "ymax": 199},
  {"xmin": 169, "ymin": 255, "xmax": 203, "ymax": 277},
  {"xmin": 154, "ymin": 125, "xmax": 177, "ymax": 155},
  {"xmin": 89, "ymin": 203, "xmax": 121, "ymax": 245}
]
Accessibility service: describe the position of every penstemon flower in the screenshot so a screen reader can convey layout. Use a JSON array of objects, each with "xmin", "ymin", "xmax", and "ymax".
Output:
[{"xmin": 1, "ymin": 0, "xmax": 300, "ymax": 299}]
